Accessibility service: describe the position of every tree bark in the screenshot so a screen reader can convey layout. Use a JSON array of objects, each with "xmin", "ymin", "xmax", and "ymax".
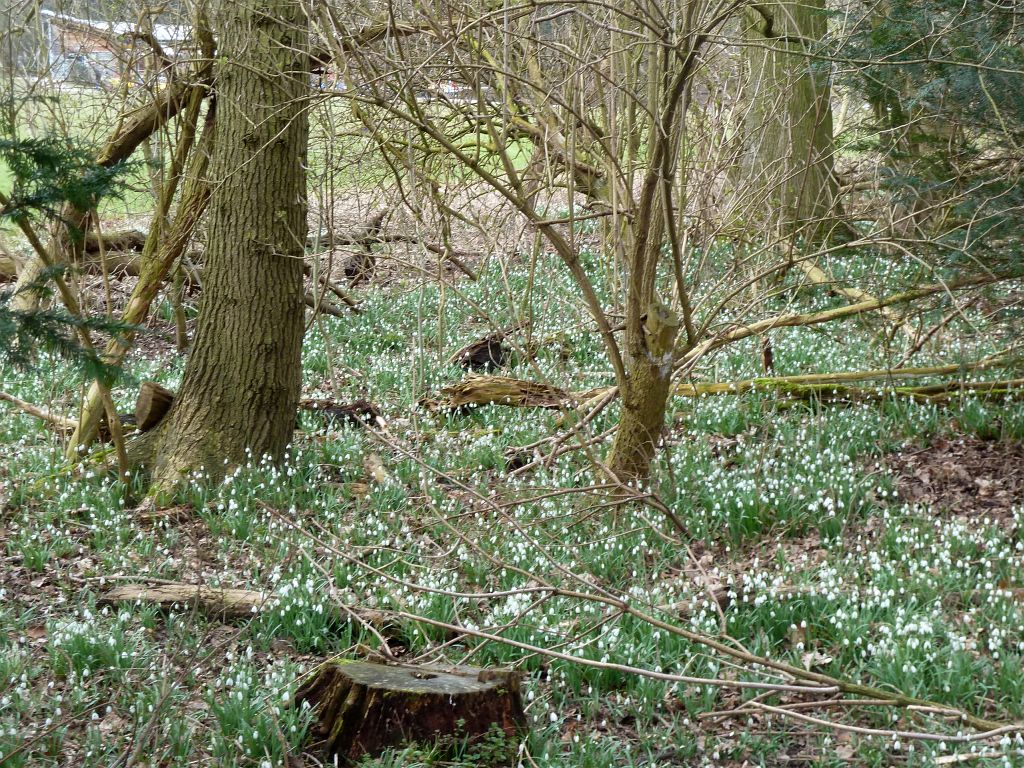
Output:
[
  {"xmin": 607, "ymin": 300, "xmax": 680, "ymax": 485},
  {"xmin": 742, "ymin": 0, "xmax": 837, "ymax": 240},
  {"xmin": 145, "ymin": 0, "xmax": 309, "ymax": 490},
  {"xmin": 296, "ymin": 661, "xmax": 526, "ymax": 765}
]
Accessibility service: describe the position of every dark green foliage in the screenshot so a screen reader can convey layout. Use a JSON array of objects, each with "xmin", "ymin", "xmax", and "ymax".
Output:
[
  {"xmin": 839, "ymin": 0, "xmax": 1024, "ymax": 263},
  {"xmin": 0, "ymin": 134, "xmax": 135, "ymax": 236},
  {"xmin": 0, "ymin": 107, "xmax": 138, "ymax": 382},
  {"xmin": 0, "ymin": 277, "xmax": 136, "ymax": 385}
]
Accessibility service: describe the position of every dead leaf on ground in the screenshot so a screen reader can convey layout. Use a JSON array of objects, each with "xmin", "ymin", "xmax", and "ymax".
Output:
[{"xmin": 887, "ymin": 435, "xmax": 1024, "ymax": 526}]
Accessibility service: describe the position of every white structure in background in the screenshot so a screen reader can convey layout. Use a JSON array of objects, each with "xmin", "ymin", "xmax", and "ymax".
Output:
[{"xmin": 39, "ymin": 9, "xmax": 189, "ymax": 89}]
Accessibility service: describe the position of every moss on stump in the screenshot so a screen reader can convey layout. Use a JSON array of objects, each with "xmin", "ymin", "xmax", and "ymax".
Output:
[{"xmin": 295, "ymin": 660, "xmax": 526, "ymax": 764}]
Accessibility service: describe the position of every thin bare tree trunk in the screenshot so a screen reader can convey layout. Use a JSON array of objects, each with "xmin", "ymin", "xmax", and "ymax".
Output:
[
  {"xmin": 9, "ymin": 77, "xmax": 211, "ymax": 312},
  {"xmin": 67, "ymin": 98, "xmax": 215, "ymax": 456}
]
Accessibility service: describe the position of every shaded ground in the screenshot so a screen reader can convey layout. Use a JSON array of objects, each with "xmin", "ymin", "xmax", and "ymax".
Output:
[{"xmin": 888, "ymin": 434, "xmax": 1024, "ymax": 525}]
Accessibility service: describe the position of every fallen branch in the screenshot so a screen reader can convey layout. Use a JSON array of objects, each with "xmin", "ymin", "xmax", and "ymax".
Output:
[
  {"xmin": 277, "ymin": 513, "xmax": 1019, "ymax": 736},
  {"xmin": 747, "ymin": 701, "xmax": 1023, "ymax": 745},
  {"xmin": 309, "ymin": 210, "xmax": 479, "ymax": 281},
  {"xmin": 303, "ymin": 264, "xmax": 361, "ymax": 312},
  {"xmin": 64, "ymin": 383, "xmax": 386, "ymax": 447},
  {"xmin": 797, "ymin": 259, "xmax": 912, "ymax": 336},
  {"xmin": 307, "ymin": 208, "xmax": 387, "ymax": 250},
  {"xmin": 274, "ymin": 421, "xmax": 1023, "ymax": 737},
  {"xmin": 1, "ymin": 250, "xmax": 151, "ymax": 280},
  {"xmin": 98, "ymin": 583, "xmax": 268, "ymax": 619},
  {"xmin": 304, "ymin": 292, "xmax": 350, "ymax": 318},
  {"xmin": 678, "ymin": 272, "xmax": 1021, "ymax": 369},
  {"xmin": 424, "ymin": 375, "xmax": 584, "ymax": 410},
  {"xmin": 0, "ymin": 390, "xmax": 77, "ymax": 431}
]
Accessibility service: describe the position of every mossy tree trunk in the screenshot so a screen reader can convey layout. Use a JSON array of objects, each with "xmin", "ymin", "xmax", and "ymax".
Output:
[
  {"xmin": 742, "ymin": 0, "xmax": 837, "ymax": 240},
  {"xmin": 146, "ymin": 0, "xmax": 309, "ymax": 490},
  {"xmin": 607, "ymin": 300, "xmax": 680, "ymax": 485}
]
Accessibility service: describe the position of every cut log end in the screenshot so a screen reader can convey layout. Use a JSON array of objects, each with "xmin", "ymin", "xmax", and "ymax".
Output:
[
  {"xmin": 295, "ymin": 661, "xmax": 526, "ymax": 765},
  {"xmin": 135, "ymin": 381, "xmax": 175, "ymax": 432}
]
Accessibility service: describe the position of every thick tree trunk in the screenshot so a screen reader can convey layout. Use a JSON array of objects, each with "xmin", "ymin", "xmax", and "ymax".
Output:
[
  {"xmin": 742, "ymin": 0, "xmax": 837, "ymax": 240},
  {"xmin": 607, "ymin": 301, "xmax": 680, "ymax": 485},
  {"xmin": 146, "ymin": 0, "xmax": 309, "ymax": 490}
]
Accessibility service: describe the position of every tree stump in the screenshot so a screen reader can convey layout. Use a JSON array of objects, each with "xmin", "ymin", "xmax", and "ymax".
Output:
[
  {"xmin": 295, "ymin": 661, "xmax": 526, "ymax": 764},
  {"xmin": 449, "ymin": 334, "xmax": 510, "ymax": 371}
]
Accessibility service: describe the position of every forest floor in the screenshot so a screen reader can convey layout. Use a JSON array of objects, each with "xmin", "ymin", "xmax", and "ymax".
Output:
[{"xmin": 1, "ymin": 245, "xmax": 1024, "ymax": 767}]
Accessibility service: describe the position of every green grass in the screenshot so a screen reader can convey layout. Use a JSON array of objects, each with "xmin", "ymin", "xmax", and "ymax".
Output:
[
  {"xmin": 0, "ymin": 157, "xmax": 12, "ymax": 197},
  {"xmin": 1, "ymin": 246, "xmax": 1023, "ymax": 766}
]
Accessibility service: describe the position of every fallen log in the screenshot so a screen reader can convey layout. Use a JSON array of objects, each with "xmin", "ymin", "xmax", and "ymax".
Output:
[
  {"xmin": 0, "ymin": 249, "xmax": 149, "ymax": 279},
  {"xmin": 674, "ymin": 358, "xmax": 1009, "ymax": 394},
  {"xmin": 447, "ymin": 322, "xmax": 529, "ymax": 372},
  {"xmin": 97, "ymin": 412, "xmax": 136, "ymax": 442},
  {"xmin": 448, "ymin": 332, "xmax": 510, "ymax": 371},
  {"xmin": 95, "ymin": 381, "xmax": 170, "ymax": 441},
  {"xmin": 98, "ymin": 583, "xmax": 268, "ymax": 618},
  {"xmin": 673, "ymin": 377, "xmax": 1024, "ymax": 404},
  {"xmin": 424, "ymin": 375, "xmax": 578, "ymax": 410},
  {"xmin": 295, "ymin": 660, "xmax": 525, "ymax": 765},
  {"xmin": 425, "ymin": 362, "xmax": 1022, "ymax": 415},
  {"xmin": 83, "ymin": 229, "xmax": 148, "ymax": 254},
  {"xmin": 97, "ymin": 581, "xmax": 392, "ymax": 629}
]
